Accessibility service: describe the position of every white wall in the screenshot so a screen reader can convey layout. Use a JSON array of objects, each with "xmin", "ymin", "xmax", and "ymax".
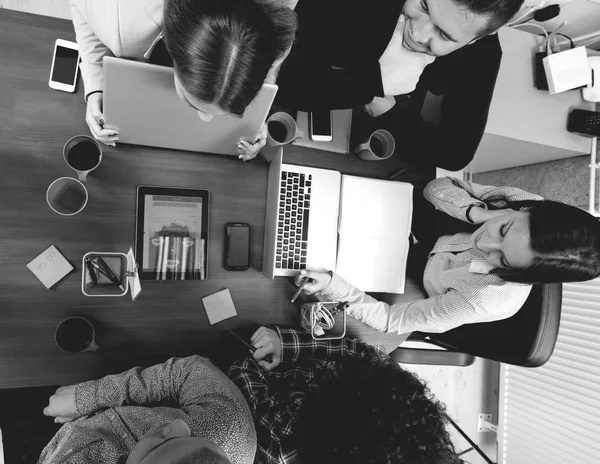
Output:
[{"xmin": 515, "ymin": 0, "xmax": 600, "ymax": 49}]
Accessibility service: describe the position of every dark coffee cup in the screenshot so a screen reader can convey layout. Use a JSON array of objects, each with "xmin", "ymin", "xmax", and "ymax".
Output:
[
  {"xmin": 266, "ymin": 112, "xmax": 304, "ymax": 146},
  {"xmin": 63, "ymin": 135, "xmax": 102, "ymax": 182},
  {"xmin": 55, "ymin": 316, "xmax": 99, "ymax": 354}
]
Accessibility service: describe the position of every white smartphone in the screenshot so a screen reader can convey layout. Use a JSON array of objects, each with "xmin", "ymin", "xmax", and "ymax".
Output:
[
  {"xmin": 309, "ymin": 110, "xmax": 333, "ymax": 142},
  {"xmin": 49, "ymin": 39, "xmax": 80, "ymax": 93}
]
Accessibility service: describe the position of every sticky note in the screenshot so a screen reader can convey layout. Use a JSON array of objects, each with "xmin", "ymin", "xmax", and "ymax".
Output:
[
  {"xmin": 26, "ymin": 246, "xmax": 74, "ymax": 289},
  {"xmin": 202, "ymin": 289, "xmax": 237, "ymax": 325}
]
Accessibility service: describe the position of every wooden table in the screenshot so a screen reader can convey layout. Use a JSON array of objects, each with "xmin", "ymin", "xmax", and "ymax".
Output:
[{"xmin": 0, "ymin": 10, "xmax": 417, "ymax": 389}]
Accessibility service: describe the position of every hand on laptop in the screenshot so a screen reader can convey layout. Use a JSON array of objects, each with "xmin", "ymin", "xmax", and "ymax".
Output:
[
  {"xmin": 294, "ymin": 270, "xmax": 333, "ymax": 295},
  {"xmin": 86, "ymin": 92, "xmax": 119, "ymax": 147},
  {"xmin": 378, "ymin": 15, "xmax": 435, "ymax": 96},
  {"xmin": 238, "ymin": 122, "xmax": 267, "ymax": 161}
]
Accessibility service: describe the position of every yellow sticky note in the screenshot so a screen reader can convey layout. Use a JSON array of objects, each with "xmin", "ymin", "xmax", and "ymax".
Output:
[{"xmin": 26, "ymin": 246, "xmax": 74, "ymax": 289}]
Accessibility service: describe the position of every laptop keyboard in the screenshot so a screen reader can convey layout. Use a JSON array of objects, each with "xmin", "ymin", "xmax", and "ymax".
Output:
[{"xmin": 275, "ymin": 171, "xmax": 312, "ymax": 270}]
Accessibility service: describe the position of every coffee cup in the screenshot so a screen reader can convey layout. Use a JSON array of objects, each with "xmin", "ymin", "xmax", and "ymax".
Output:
[
  {"xmin": 63, "ymin": 135, "xmax": 102, "ymax": 182},
  {"xmin": 55, "ymin": 316, "xmax": 99, "ymax": 354},
  {"xmin": 266, "ymin": 112, "xmax": 304, "ymax": 146},
  {"xmin": 46, "ymin": 177, "xmax": 88, "ymax": 216},
  {"xmin": 355, "ymin": 129, "xmax": 395, "ymax": 161}
]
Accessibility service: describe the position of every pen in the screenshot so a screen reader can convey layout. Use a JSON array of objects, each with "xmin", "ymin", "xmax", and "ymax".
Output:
[
  {"xmin": 89, "ymin": 257, "xmax": 124, "ymax": 291},
  {"xmin": 291, "ymin": 276, "xmax": 309, "ymax": 303},
  {"xmin": 225, "ymin": 328, "xmax": 273, "ymax": 363},
  {"xmin": 85, "ymin": 258, "xmax": 98, "ymax": 284},
  {"xmin": 389, "ymin": 167, "xmax": 407, "ymax": 180},
  {"xmin": 96, "ymin": 257, "xmax": 122, "ymax": 285}
]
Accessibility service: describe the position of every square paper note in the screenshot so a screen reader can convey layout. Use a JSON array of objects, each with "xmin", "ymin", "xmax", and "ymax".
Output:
[
  {"xmin": 27, "ymin": 246, "xmax": 74, "ymax": 289},
  {"xmin": 202, "ymin": 288, "xmax": 237, "ymax": 325}
]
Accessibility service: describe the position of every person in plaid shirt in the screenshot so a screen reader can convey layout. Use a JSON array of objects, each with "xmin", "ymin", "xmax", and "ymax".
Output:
[{"xmin": 228, "ymin": 326, "xmax": 460, "ymax": 464}]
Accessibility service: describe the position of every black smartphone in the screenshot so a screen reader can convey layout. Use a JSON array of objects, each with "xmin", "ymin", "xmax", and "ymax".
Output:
[
  {"xmin": 308, "ymin": 110, "xmax": 333, "ymax": 142},
  {"xmin": 223, "ymin": 223, "xmax": 250, "ymax": 271},
  {"xmin": 567, "ymin": 109, "xmax": 600, "ymax": 137}
]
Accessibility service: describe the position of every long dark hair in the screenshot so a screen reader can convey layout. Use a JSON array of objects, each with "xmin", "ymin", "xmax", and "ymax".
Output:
[
  {"xmin": 295, "ymin": 356, "xmax": 461, "ymax": 464},
  {"xmin": 428, "ymin": 198, "xmax": 600, "ymax": 284},
  {"xmin": 163, "ymin": 0, "xmax": 297, "ymax": 116},
  {"xmin": 490, "ymin": 200, "xmax": 600, "ymax": 284}
]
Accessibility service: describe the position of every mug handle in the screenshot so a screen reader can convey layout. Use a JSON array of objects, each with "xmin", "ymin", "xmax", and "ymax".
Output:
[
  {"xmin": 355, "ymin": 142, "xmax": 370, "ymax": 154},
  {"xmin": 84, "ymin": 339, "xmax": 100, "ymax": 352},
  {"xmin": 77, "ymin": 171, "xmax": 88, "ymax": 182},
  {"xmin": 293, "ymin": 128, "xmax": 304, "ymax": 141}
]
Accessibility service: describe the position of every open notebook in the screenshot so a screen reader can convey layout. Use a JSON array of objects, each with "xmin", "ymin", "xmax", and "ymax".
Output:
[{"xmin": 336, "ymin": 176, "xmax": 413, "ymax": 293}]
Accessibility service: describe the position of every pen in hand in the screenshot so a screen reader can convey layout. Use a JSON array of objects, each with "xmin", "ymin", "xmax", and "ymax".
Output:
[
  {"xmin": 225, "ymin": 328, "xmax": 273, "ymax": 363},
  {"xmin": 290, "ymin": 276, "xmax": 309, "ymax": 303}
]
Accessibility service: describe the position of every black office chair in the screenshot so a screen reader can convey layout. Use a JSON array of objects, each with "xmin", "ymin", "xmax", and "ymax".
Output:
[{"xmin": 390, "ymin": 283, "xmax": 563, "ymax": 368}]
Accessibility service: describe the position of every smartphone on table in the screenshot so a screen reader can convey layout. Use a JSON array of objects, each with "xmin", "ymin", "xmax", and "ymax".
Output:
[
  {"xmin": 223, "ymin": 223, "xmax": 251, "ymax": 271},
  {"xmin": 308, "ymin": 110, "xmax": 333, "ymax": 142},
  {"xmin": 49, "ymin": 39, "xmax": 80, "ymax": 93}
]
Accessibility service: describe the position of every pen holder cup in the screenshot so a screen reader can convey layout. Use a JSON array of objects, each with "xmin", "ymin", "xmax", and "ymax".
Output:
[
  {"xmin": 300, "ymin": 301, "xmax": 347, "ymax": 341},
  {"xmin": 81, "ymin": 252, "xmax": 128, "ymax": 297}
]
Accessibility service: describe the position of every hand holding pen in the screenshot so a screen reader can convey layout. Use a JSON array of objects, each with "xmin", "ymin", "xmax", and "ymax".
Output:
[
  {"xmin": 225, "ymin": 328, "xmax": 273, "ymax": 364},
  {"xmin": 292, "ymin": 269, "xmax": 333, "ymax": 296}
]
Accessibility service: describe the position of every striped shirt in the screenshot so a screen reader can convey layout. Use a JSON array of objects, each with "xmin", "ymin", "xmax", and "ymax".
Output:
[
  {"xmin": 228, "ymin": 328, "xmax": 392, "ymax": 464},
  {"xmin": 321, "ymin": 177, "xmax": 543, "ymax": 334},
  {"xmin": 38, "ymin": 356, "xmax": 257, "ymax": 464}
]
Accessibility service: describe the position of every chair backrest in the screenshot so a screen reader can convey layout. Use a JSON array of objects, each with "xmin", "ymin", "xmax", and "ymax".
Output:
[{"xmin": 426, "ymin": 283, "xmax": 562, "ymax": 367}]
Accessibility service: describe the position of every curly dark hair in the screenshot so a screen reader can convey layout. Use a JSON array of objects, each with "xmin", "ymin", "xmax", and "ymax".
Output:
[{"xmin": 294, "ymin": 356, "xmax": 462, "ymax": 464}]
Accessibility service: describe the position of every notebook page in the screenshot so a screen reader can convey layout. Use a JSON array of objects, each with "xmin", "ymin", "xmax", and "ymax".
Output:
[{"xmin": 336, "ymin": 176, "xmax": 413, "ymax": 293}]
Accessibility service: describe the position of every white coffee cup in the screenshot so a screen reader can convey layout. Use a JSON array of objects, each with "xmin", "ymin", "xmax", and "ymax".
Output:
[{"xmin": 46, "ymin": 177, "xmax": 88, "ymax": 216}]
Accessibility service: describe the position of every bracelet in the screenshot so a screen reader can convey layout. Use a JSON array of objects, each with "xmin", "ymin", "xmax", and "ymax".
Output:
[{"xmin": 85, "ymin": 90, "xmax": 103, "ymax": 101}]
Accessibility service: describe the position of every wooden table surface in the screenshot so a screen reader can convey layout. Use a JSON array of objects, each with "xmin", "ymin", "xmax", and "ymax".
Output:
[{"xmin": 0, "ymin": 10, "xmax": 417, "ymax": 389}]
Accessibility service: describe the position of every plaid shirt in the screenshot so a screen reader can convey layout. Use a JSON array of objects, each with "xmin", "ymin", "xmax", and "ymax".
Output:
[
  {"xmin": 320, "ymin": 177, "xmax": 542, "ymax": 335},
  {"xmin": 228, "ymin": 328, "xmax": 393, "ymax": 464}
]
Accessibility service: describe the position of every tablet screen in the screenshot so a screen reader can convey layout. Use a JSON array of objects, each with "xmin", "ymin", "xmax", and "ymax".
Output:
[{"xmin": 136, "ymin": 187, "xmax": 209, "ymax": 280}]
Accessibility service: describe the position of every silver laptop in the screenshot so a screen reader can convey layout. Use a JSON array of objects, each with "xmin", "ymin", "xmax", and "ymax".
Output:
[
  {"xmin": 103, "ymin": 56, "xmax": 278, "ymax": 156},
  {"xmin": 263, "ymin": 148, "xmax": 341, "ymax": 278}
]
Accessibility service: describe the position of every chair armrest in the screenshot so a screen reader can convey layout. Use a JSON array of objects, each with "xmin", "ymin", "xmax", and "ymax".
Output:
[{"xmin": 389, "ymin": 347, "xmax": 476, "ymax": 366}]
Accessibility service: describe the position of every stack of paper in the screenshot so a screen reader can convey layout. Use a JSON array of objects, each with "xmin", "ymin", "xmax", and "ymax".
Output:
[{"xmin": 335, "ymin": 176, "xmax": 413, "ymax": 293}]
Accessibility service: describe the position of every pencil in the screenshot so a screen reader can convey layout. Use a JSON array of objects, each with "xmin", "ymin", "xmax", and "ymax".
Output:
[
  {"xmin": 156, "ymin": 236, "xmax": 164, "ymax": 280},
  {"xmin": 181, "ymin": 237, "xmax": 189, "ymax": 280},
  {"xmin": 173, "ymin": 236, "xmax": 181, "ymax": 280},
  {"xmin": 291, "ymin": 276, "xmax": 308, "ymax": 303},
  {"xmin": 199, "ymin": 238, "xmax": 205, "ymax": 280},
  {"xmin": 162, "ymin": 235, "xmax": 170, "ymax": 280},
  {"xmin": 194, "ymin": 236, "xmax": 200, "ymax": 279}
]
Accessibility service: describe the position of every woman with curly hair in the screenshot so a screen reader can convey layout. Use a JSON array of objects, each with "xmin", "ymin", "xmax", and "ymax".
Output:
[{"xmin": 229, "ymin": 326, "xmax": 461, "ymax": 464}]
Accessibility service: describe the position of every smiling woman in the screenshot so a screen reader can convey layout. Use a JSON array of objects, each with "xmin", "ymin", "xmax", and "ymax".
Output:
[{"xmin": 295, "ymin": 177, "xmax": 600, "ymax": 336}]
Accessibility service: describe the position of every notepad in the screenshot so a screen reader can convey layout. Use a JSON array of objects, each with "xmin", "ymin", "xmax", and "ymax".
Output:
[
  {"xmin": 202, "ymin": 288, "xmax": 238, "ymax": 325},
  {"xmin": 26, "ymin": 246, "xmax": 74, "ymax": 289},
  {"xmin": 336, "ymin": 176, "xmax": 413, "ymax": 293}
]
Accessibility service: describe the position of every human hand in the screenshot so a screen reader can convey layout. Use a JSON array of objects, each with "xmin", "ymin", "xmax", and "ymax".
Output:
[
  {"xmin": 363, "ymin": 95, "xmax": 397, "ymax": 118},
  {"xmin": 238, "ymin": 123, "xmax": 267, "ymax": 161},
  {"xmin": 250, "ymin": 326, "xmax": 282, "ymax": 371},
  {"xmin": 85, "ymin": 92, "xmax": 119, "ymax": 147},
  {"xmin": 468, "ymin": 206, "xmax": 510, "ymax": 224},
  {"xmin": 43, "ymin": 385, "xmax": 81, "ymax": 424},
  {"xmin": 378, "ymin": 15, "xmax": 435, "ymax": 96},
  {"xmin": 293, "ymin": 269, "xmax": 333, "ymax": 295}
]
